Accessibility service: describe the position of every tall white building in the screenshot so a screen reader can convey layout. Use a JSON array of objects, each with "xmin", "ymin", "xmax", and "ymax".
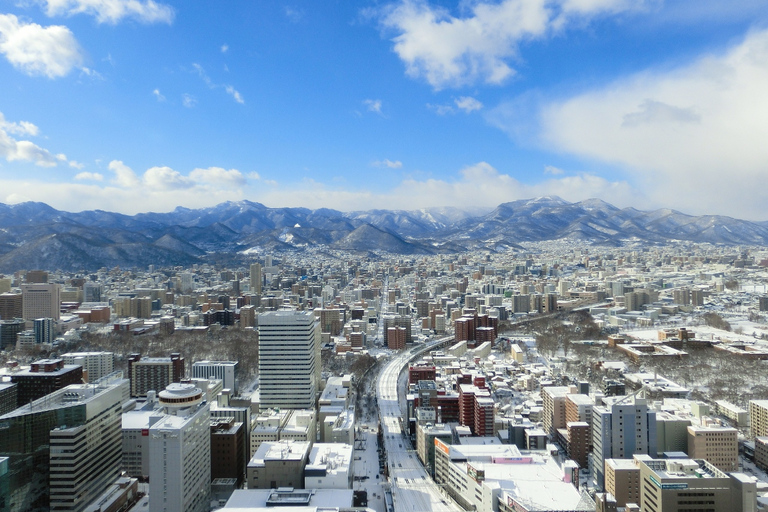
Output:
[
  {"xmin": 590, "ymin": 396, "xmax": 657, "ymax": 489},
  {"xmin": 21, "ymin": 283, "xmax": 60, "ymax": 321},
  {"xmin": 257, "ymin": 310, "xmax": 320, "ymax": 411},
  {"xmin": 250, "ymin": 263, "xmax": 262, "ymax": 294},
  {"xmin": 61, "ymin": 351, "xmax": 114, "ymax": 382},
  {"xmin": 149, "ymin": 383, "xmax": 211, "ymax": 512},
  {"xmin": 191, "ymin": 360, "xmax": 238, "ymax": 394}
]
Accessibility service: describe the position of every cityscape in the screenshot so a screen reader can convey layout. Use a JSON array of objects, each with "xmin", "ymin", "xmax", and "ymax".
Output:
[
  {"xmin": 2, "ymin": 0, "xmax": 768, "ymax": 512},
  {"xmin": 3, "ymin": 239, "xmax": 768, "ymax": 512}
]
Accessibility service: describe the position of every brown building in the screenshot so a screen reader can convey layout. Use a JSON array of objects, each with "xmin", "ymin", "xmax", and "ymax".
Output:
[
  {"xmin": 605, "ymin": 458, "xmax": 640, "ymax": 508},
  {"xmin": 541, "ymin": 386, "xmax": 570, "ymax": 435},
  {"xmin": 687, "ymin": 425, "xmax": 738, "ymax": 472},
  {"xmin": 10, "ymin": 358, "xmax": 83, "ymax": 406},
  {"xmin": 127, "ymin": 353, "xmax": 185, "ymax": 398},
  {"xmin": 211, "ymin": 417, "xmax": 245, "ymax": 487},
  {"xmin": 566, "ymin": 421, "xmax": 590, "ymax": 468},
  {"xmin": 387, "ymin": 326, "xmax": 406, "ymax": 350},
  {"xmin": 754, "ymin": 437, "xmax": 768, "ymax": 470},
  {"xmin": 409, "ymin": 365, "xmax": 436, "ymax": 384},
  {"xmin": 0, "ymin": 292, "xmax": 22, "ymax": 321}
]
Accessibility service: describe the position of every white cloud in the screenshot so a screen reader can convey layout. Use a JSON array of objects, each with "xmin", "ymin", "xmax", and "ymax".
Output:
[
  {"xmin": 0, "ymin": 112, "xmax": 66, "ymax": 167},
  {"xmin": 0, "ymin": 14, "xmax": 83, "ymax": 78},
  {"xmin": 248, "ymin": 171, "xmax": 261, "ymax": 180},
  {"xmin": 536, "ymin": 28, "xmax": 768, "ymax": 219},
  {"xmin": 108, "ymin": 160, "xmax": 140, "ymax": 187},
  {"xmin": 427, "ymin": 103, "xmax": 454, "ymax": 115},
  {"xmin": 69, "ymin": 160, "xmax": 84, "ymax": 169},
  {"xmin": 189, "ymin": 167, "xmax": 246, "ymax": 188},
  {"xmin": 74, "ymin": 171, "xmax": 103, "ymax": 180},
  {"xmin": 0, "ymin": 113, "xmax": 39, "ymax": 136},
  {"xmin": 181, "ymin": 93, "xmax": 197, "ymax": 108},
  {"xmin": 152, "ymin": 88, "xmax": 165, "ymax": 101},
  {"xmin": 363, "ymin": 99, "xmax": 383, "ymax": 114},
  {"xmin": 373, "ymin": 159, "xmax": 403, "ymax": 169},
  {"xmin": 0, "ymin": 159, "xmax": 638, "ymax": 214},
  {"xmin": 220, "ymin": 44, "xmax": 228, "ymax": 53},
  {"xmin": 143, "ymin": 166, "xmax": 194, "ymax": 190},
  {"xmin": 378, "ymin": 0, "xmax": 652, "ymax": 89},
  {"xmin": 543, "ymin": 165, "xmax": 564, "ymax": 175},
  {"xmin": 455, "ymin": 96, "xmax": 483, "ymax": 113},
  {"xmin": 225, "ymin": 85, "xmax": 245, "ymax": 104},
  {"xmin": 193, "ymin": 62, "xmax": 213, "ymax": 88},
  {"xmin": 253, "ymin": 161, "xmax": 637, "ymax": 211},
  {"xmin": 41, "ymin": 0, "xmax": 174, "ymax": 24}
]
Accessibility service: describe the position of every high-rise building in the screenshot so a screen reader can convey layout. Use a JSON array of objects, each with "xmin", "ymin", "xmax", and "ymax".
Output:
[
  {"xmin": 33, "ymin": 317, "xmax": 55, "ymax": 344},
  {"xmin": 61, "ymin": 352, "xmax": 115, "ymax": 382},
  {"xmin": 21, "ymin": 283, "xmax": 60, "ymax": 321},
  {"xmin": 541, "ymin": 386, "xmax": 570, "ymax": 435},
  {"xmin": 257, "ymin": 310, "xmax": 320, "ymax": 411},
  {"xmin": 210, "ymin": 416, "xmax": 245, "ymax": 487},
  {"xmin": 128, "ymin": 353, "xmax": 185, "ymax": 398},
  {"xmin": 83, "ymin": 282, "xmax": 102, "ymax": 302},
  {"xmin": 192, "ymin": 360, "xmax": 238, "ymax": 395},
  {"xmin": 687, "ymin": 425, "xmax": 738, "ymax": 472},
  {"xmin": 590, "ymin": 397, "xmax": 657, "ymax": 489},
  {"xmin": 250, "ymin": 263, "xmax": 262, "ymax": 295},
  {"xmin": 10, "ymin": 358, "xmax": 84, "ymax": 406},
  {"xmin": 0, "ymin": 293, "xmax": 22, "ymax": 321},
  {"xmin": 148, "ymin": 383, "xmax": 211, "ymax": 512},
  {"xmin": 0, "ymin": 374, "xmax": 128, "ymax": 512},
  {"xmin": 750, "ymin": 400, "xmax": 768, "ymax": 438},
  {"xmin": 0, "ymin": 319, "xmax": 24, "ymax": 351},
  {"xmin": 634, "ymin": 455, "xmax": 755, "ymax": 512}
]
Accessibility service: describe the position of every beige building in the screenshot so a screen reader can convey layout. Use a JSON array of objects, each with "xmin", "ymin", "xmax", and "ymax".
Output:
[
  {"xmin": 605, "ymin": 458, "xmax": 640, "ymax": 508},
  {"xmin": 541, "ymin": 386, "xmax": 570, "ymax": 435},
  {"xmin": 635, "ymin": 455, "xmax": 756, "ymax": 512},
  {"xmin": 247, "ymin": 440, "xmax": 311, "ymax": 489},
  {"xmin": 21, "ymin": 283, "xmax": 60, "ymax": 321},
  {"xmin": 755, "ymin": 437, "xmax": 768, "ymax": 471},
  {"xmin": 750, "ymin": 400, "xmax": 768, "ymax": 438},
  {"xmin": 687, "ymin": 425, "xmax": 738, "ymax": 472}
]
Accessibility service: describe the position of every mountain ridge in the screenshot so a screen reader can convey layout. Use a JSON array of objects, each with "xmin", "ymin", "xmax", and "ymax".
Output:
[{"xmin": 0, "ymin": 197, "xmax": 765, "ymax": 271}]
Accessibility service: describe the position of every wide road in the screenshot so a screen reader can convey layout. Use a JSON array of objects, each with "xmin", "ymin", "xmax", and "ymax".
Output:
[{"xmin": 376, "ymin": 337, "xmax": 462, "ymax": 512}]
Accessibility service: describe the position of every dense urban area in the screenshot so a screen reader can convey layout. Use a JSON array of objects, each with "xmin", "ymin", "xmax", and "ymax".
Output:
[{"xmin": 4, "ymin": 242, "xmax": 768, "ymax": 512}]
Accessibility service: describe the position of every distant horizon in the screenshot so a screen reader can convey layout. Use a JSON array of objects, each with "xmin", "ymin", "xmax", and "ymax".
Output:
[
  {"xmin": 0, "ymin": 195, "xmax": 764, "ymax": 223},
  {"xmin": 2, "ymin": 2, "xmax": 768, "ymax": 219}
]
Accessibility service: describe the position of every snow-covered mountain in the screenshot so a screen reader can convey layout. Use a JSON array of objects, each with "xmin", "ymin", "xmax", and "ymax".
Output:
[{"xmin": 0, "ymin": 197, "xmax": 765, "ymax": 271}]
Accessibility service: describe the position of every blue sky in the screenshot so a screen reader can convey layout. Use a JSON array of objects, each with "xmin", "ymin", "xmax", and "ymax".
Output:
[{"xmin": 1, "ymin": 0, "xmax": 768, "ymax": 218}]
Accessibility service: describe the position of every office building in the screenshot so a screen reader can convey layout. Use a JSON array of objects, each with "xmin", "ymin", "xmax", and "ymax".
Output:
[
  {"xmin": 10, "ymin": 358, "xmax": 84, "ymax": 406},
  {"xmin": 687, "ymin": 425, "xmax": 738, "ymax": 472},
  {"xmin": 0, "ymin": 374, "xmax": 128, "ymax": 512},
  {"xmin": 127, "ymin": 353, "xmax": 184, "ymax": 397},
  {"xmin": 250, "ymin": 263, "xmax": 262, "ymax": 295},
  {"xmin": 0, "ymin": 319, "xmax": 24, "ymax": 351},
  {"xmin": 605, "ymin": 458, "xmax": 640, "ymax": 508},
  {"xmin": 542, "ymin": 386, "xmax": 570, "ymax": 435},
  {"xmin": 210, "ymin": 416, "xmax": 245, "ymax": 487},
  {"xmin": 192, "ymin": 360, "xmax": 238, "ymax": 394},
  {"xmin": 257, "ymin": 311, "xmax": 320, "ymax": 411},
  {"xmin": 0, "ymin": 383, "xmax": 17, "ymax": 415},
  {"xmin": 83, "ymin": 282, "xmax": 102, "ymax": 303},
  {"xmin": 33, "ymin": 317, "xmax": 55, "ymax": 344},
  {"xmin": 62, "ymin": 352, "xmax": 115, "ymax": 382},
  {"xmin": 0, "ymin": 293, "xmax": 22, "ymax": 321},
  {"xmin": 304, "ymin": 443, "xmax": 353, "ymax": 489},
  {"xmin": 21, "ymin": 283, "xmax": 60, "ymax": 321},
  {"xmin": 590, "ymin": 397, "xmax": 657, "ymax": 489},
  {"xmin": 247, "ymin": 440, "xmax": 311, "ymax": 489},
  {"xmin": 635, "ymin": 455, "xmax": 756, "ymax": 512},
  {"xmin": 434, "ymin": 439, "xmax": 593, "ymax": 512},
  {"xmin": 750, "ymin": 400, "xmax": 768, "ymax": 438},
  {"xmin": 148, "ymin": 383, "xmax": 211, "ymax": 512}
]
